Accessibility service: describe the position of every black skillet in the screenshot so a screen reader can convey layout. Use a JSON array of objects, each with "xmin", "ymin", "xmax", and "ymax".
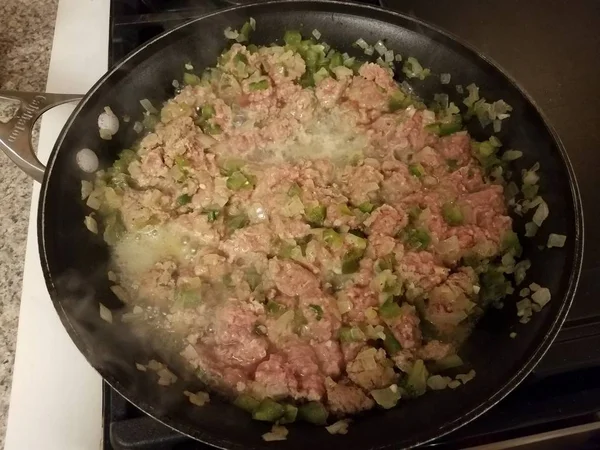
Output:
[{"xmin": 0, "ymin": 1, "xmax": 583, "ymax": 448}]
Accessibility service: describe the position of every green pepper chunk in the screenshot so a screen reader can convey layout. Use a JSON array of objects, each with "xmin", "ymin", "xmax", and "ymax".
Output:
[
  {"xmin": 226, "ymin": 171, "xmax": 250, "ymax": 190},
  {"xmin": 225, "ymin": 213, "xmax": 249, "ymax": 231},
  {"xmin": 201, "ymin": 104, "xmax": 215, "ymax": 120},
  {"xmin": 103, "ymin": 213, "xmax": 126, "ymax": 245},
  {"xmin": 309, "ymin": 304, "xmax": 323, "ymax": 321},
  {"xmin": 442, "ymin": 202, "xmax": 464, "ymax": 226},
  {"xmin": 253, "ymin": 399, "xmax": 285, "ymax": 422},
  {"xmin": 234, "ymin": 52, "xmax": 248, "ymax": 64},
  {"xmin": 338, "ymin": 326, "xmax": 366, "ymax": 343},
  {"xmin": 425, "ymin": 115, "xmax": 463, "ymax": 137},
  {"xmin": 247, "ymin": 44, "xmax": 258, "ymax": 54},
  {"xmin": 376, "ymin": 254, "xmax": 395, "ymax": 272},
  {"xmin": 299, "ymin": 72, "xmax": 315, "ymax": 88},
  {"xmin": 329, "ymin": 52, "xmax": 343, "ymax": 69},
  {"xmin": 288, "ymin": 182, "xmax": 302, "ymax": 197},
  {"xmin": 323, "ymin": 229, "xmax": 343, "ymax": 249},
  {"xmin": 206, "ymin": 210, "xmax": 219, "ymax": 222},
  {"xmin": 245, "ymin": 267, "xmax": 262, "ymax": 291},
  {"xmin": 279, "ymin": 404, "xmax": 298, "ymax": 424},
  {"xmin": 266, "ymin": 300, "xmax": 286, "ymax": 316},
  {"xmin": 379, "ymin": 299, "xmax": 402, "ymax": 319},
  {"xmin": 234, "ymin": 394, "xmax": 260, "ymax": 414},
  {"xmin": 408, "ymin": 163, "xmax": 426, "ymax": 178},
  {"xmin": 239, "ymin": 21, "xmax": 253, "ymax": 41},
  {"xmin": 501, "ymin": 230, "xmax": 523, "ymax": 257},
  {"xmin": 142, "ymin": 113, "xmax": 158, "ymax": 130},
  {"xmin": 183, "ymin": 72, "xmax": 201, "ymax": 86},
  {"xmin": 358, "ymin": 201, "xmax": 375, "ymax": 213},
  {"xmin": 298, "ymin": 401, "xmax": 329, "ymax": 425},
  {"xmin": 112, "ymin": 149, "xmax": 137, "ymax": 174},
  {"xmin": 220, "ymin": 158, "xmax": 245, "ymax": 176},
  {"xmin": 446, "ymin": 158, "xmax": 459, "ymax": 172},
  {"xmin": 176, "ymin": 194, "xmax": 192, "ymax": 206},
  {"xmin": 388, "ymin": 90, "xmax": 408, "ymax": 112},
  {"xmin": 383, "ymin": 327, "xmax": 402, "ymax": 355},
  {"xmin": 283, "ymin": 30, "xmax": 302, "ymax": 47},
  {"xmin": 403, "ymin": 227, "xmax": 431, "ymax": 251},
  {"xmin": 203, "ymin": 123, "xmax": 222, "ymax": 135},
  {"xmin": 341, "ymin": 248, "xmax": 364, "ymax": 274},
  {"xmin": 305, "ymin": 204, "xmax": 326, "ymax": 226},
  {"xmin": 173, "ymin": 287, "xmax": 201, "ymax": 309},
  {"xmin": 249, "ymin": 79, "xmax": 269, "ymax": 91}
]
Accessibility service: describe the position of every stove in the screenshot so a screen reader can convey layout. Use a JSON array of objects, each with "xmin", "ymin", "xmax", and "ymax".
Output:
[
  {"xmin": 5, "ymin": 0, "xmax": 599, "ymax": 449},
  {"xmin": 103, "ymin": 0, "xmax": 600, "ymax": 448}
]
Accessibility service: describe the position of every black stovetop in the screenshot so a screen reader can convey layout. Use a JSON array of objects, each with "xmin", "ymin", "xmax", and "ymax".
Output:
[{"xmin": 105, "ymin": 0, "xmax": 600, "ymax": 448}]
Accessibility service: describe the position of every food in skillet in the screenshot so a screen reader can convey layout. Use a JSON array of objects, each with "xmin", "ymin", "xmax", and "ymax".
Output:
[{"xmin": 84, "ymin": 22, "xmax": 560, "ymax": 436}]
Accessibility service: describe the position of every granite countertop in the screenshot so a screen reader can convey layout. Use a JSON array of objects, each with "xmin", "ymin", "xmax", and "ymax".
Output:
[{"xmin": 0, "ymin": 0, "xmax": 59, "ymax": 446}]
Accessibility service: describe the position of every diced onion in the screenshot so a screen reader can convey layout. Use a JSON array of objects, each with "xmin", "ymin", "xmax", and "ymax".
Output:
[
  {"xmin": 532, "ymin": 200, "xmax": 549, "ymax": 227},
  {"xmin": 364, "ymin": 46, "xmax": 374, "ymax": 56},
  {"xmin": 394, "ymin": 53, "xmax": 403, "ymax": 62},
  {"xmin": 532, "ymin": 287, "xmax": 551, "ymax": 308},
  {"xmin": 448, "ymin": 380, "xmax": 461, "ymax": 389},
  {"xmin": 140, "ymin": 98, "xmax": 158, "ymax": 114},
  {"xmin": 224, "ymin": 26, "xmax": 239, "ymax": 40},
  {"xmin": 157, "ymin": 367, "xmax": 177, "ymax": 386},
  {"xmin": 312, "ymin": 29, "xmax": 322, "ymax": 40},
  {"xmin": 493, "ymin": 119, "xmax": 502, "ymax": 133},
  {"xmin": 110, "ymin": 285, "xmax": 129, "ymax": 302},
  {"xmin": 547, "ymin": 233, "xmax": 566, "ymax": 248},
  {"xmin": 427, "ymin": 375, "xmax": 451, "ymax": 390},
  {"xmin": 84, "ymin": 215, "xmax": 98, "ymax": 234},
  {"xmin": 505, "ymin": 181, "xmax": 519, "ymax": 200},
  {"xmin": 81, "ymin": 180, "xmax": 93, "ymax": 200},
  {"xmin": 133, "ymin": 121, "xmax": 143, "ymax": 133},
  {"xmin": 262, "ymin": 425, "xmax": 288, "ymax": 442},
  {"xmin": 455, "ymin": 84, "xmax": 464, "ymax": 94},
  {"xmin": 510, "ymin": 332, "xmax": 517, "ymax": 339},
  {"xmin": 184, "ymin": 390, "xmax": 210, "ymax": 406},
  {"xmin": 374, "ymin": 40, "xmax": 387, "ymax": 55},
  {"xmin": 371, "ymin": 385, "xmax": 401, "ymax": 409},
  {"xmin": 135, "ymin": 363, "xmax": 147, "ymax": 372},
  {"xmin": 99, "ymin": 303, "xmax": 113, "ymax": 323},
  {"xmin": 502, "ymin": 150, "xmax": 523, "ymax": 161},
  {"xmin": 355, "ymin": 38, "xmax": 368, "ymax": 49},
  {"xmin": 440, "ymin": 73, "xmax": 451, "ymax": 84},
  {"xmin": 326, "ymin": 419, "xmax": 351, "ymax": 435},
  {"xmin": 384, "ymin": 49, "xmax": 395, "ymax": 63},
  {"xmin": 529, "ymin": 282, "xmax": 541, "ymax": 292},
  {"xmin": 337, "ymin": 298, "xmax": 352, "ymax": 314},
  {"xmin": 514, "ymin": 259, "xmax": 531, "ymax": 285},
  {"xmin": 519, "ymin": 288, "xmax": 530, "ymax": 297},
  {"xmin": 456, "ymin": 369, "xmax": 476, "ymax": 384},
  {"xmin": 249, "ymin": 17, "xmax": 256, "ymax": 30}
]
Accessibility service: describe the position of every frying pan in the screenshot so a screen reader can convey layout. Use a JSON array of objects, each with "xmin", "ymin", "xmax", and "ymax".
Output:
[{"xmin": 0, "ymin": 1, "xmax": 583, "ymax": 448}]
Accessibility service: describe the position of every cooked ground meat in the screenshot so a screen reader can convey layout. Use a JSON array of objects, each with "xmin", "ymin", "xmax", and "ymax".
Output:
[{"xmin": 89, "ymin": 33, "xmax": 517, "ymax": 420}]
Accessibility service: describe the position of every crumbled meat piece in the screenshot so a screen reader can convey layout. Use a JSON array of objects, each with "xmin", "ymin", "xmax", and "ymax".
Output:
[
  {"xmin": 383, "ymin": 304, "xmax": 422, "ymax": 350},
  {"xmin": 268, "ymin": 258, "xmax": 321, "ymax": 297},
  {"xmin": 325, "ymin": 377, "xmax": 375, "ymax": 415},
  {"xmin": 346, "ymin": 347, "xmax": 397, "ymax": 391}
]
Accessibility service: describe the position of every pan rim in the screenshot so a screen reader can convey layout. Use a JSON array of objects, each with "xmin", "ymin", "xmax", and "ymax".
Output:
[{"xmin": 38, "ymin": 1, "xmax": 584, "ymax": 448}]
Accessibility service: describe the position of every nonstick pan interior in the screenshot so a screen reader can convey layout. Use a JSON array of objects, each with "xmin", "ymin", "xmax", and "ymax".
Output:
[{"xmin": 38, "ymin": 2, "xmax": 582, "ymax": 448}]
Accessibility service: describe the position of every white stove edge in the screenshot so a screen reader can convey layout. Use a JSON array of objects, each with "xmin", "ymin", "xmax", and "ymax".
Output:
[{"xmin": 4, "ymin": 1, "xmax": 110, "ymax": 449}]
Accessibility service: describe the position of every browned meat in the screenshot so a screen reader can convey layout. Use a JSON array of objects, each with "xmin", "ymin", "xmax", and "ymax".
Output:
[{"xmin": 325, "ymin": 377, "xmax": 375, "ymax": 415}]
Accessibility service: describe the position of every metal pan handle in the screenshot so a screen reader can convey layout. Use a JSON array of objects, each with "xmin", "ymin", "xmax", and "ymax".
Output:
[{"xmin": 0, "ymin": 91, "xmax": 82, "ymax": 183}]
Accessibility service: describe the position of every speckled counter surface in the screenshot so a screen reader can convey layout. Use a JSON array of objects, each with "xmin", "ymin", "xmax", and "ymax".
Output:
[{"xmin": 0, "ymin": 0, "xmax": 58, "ymax": 446}]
